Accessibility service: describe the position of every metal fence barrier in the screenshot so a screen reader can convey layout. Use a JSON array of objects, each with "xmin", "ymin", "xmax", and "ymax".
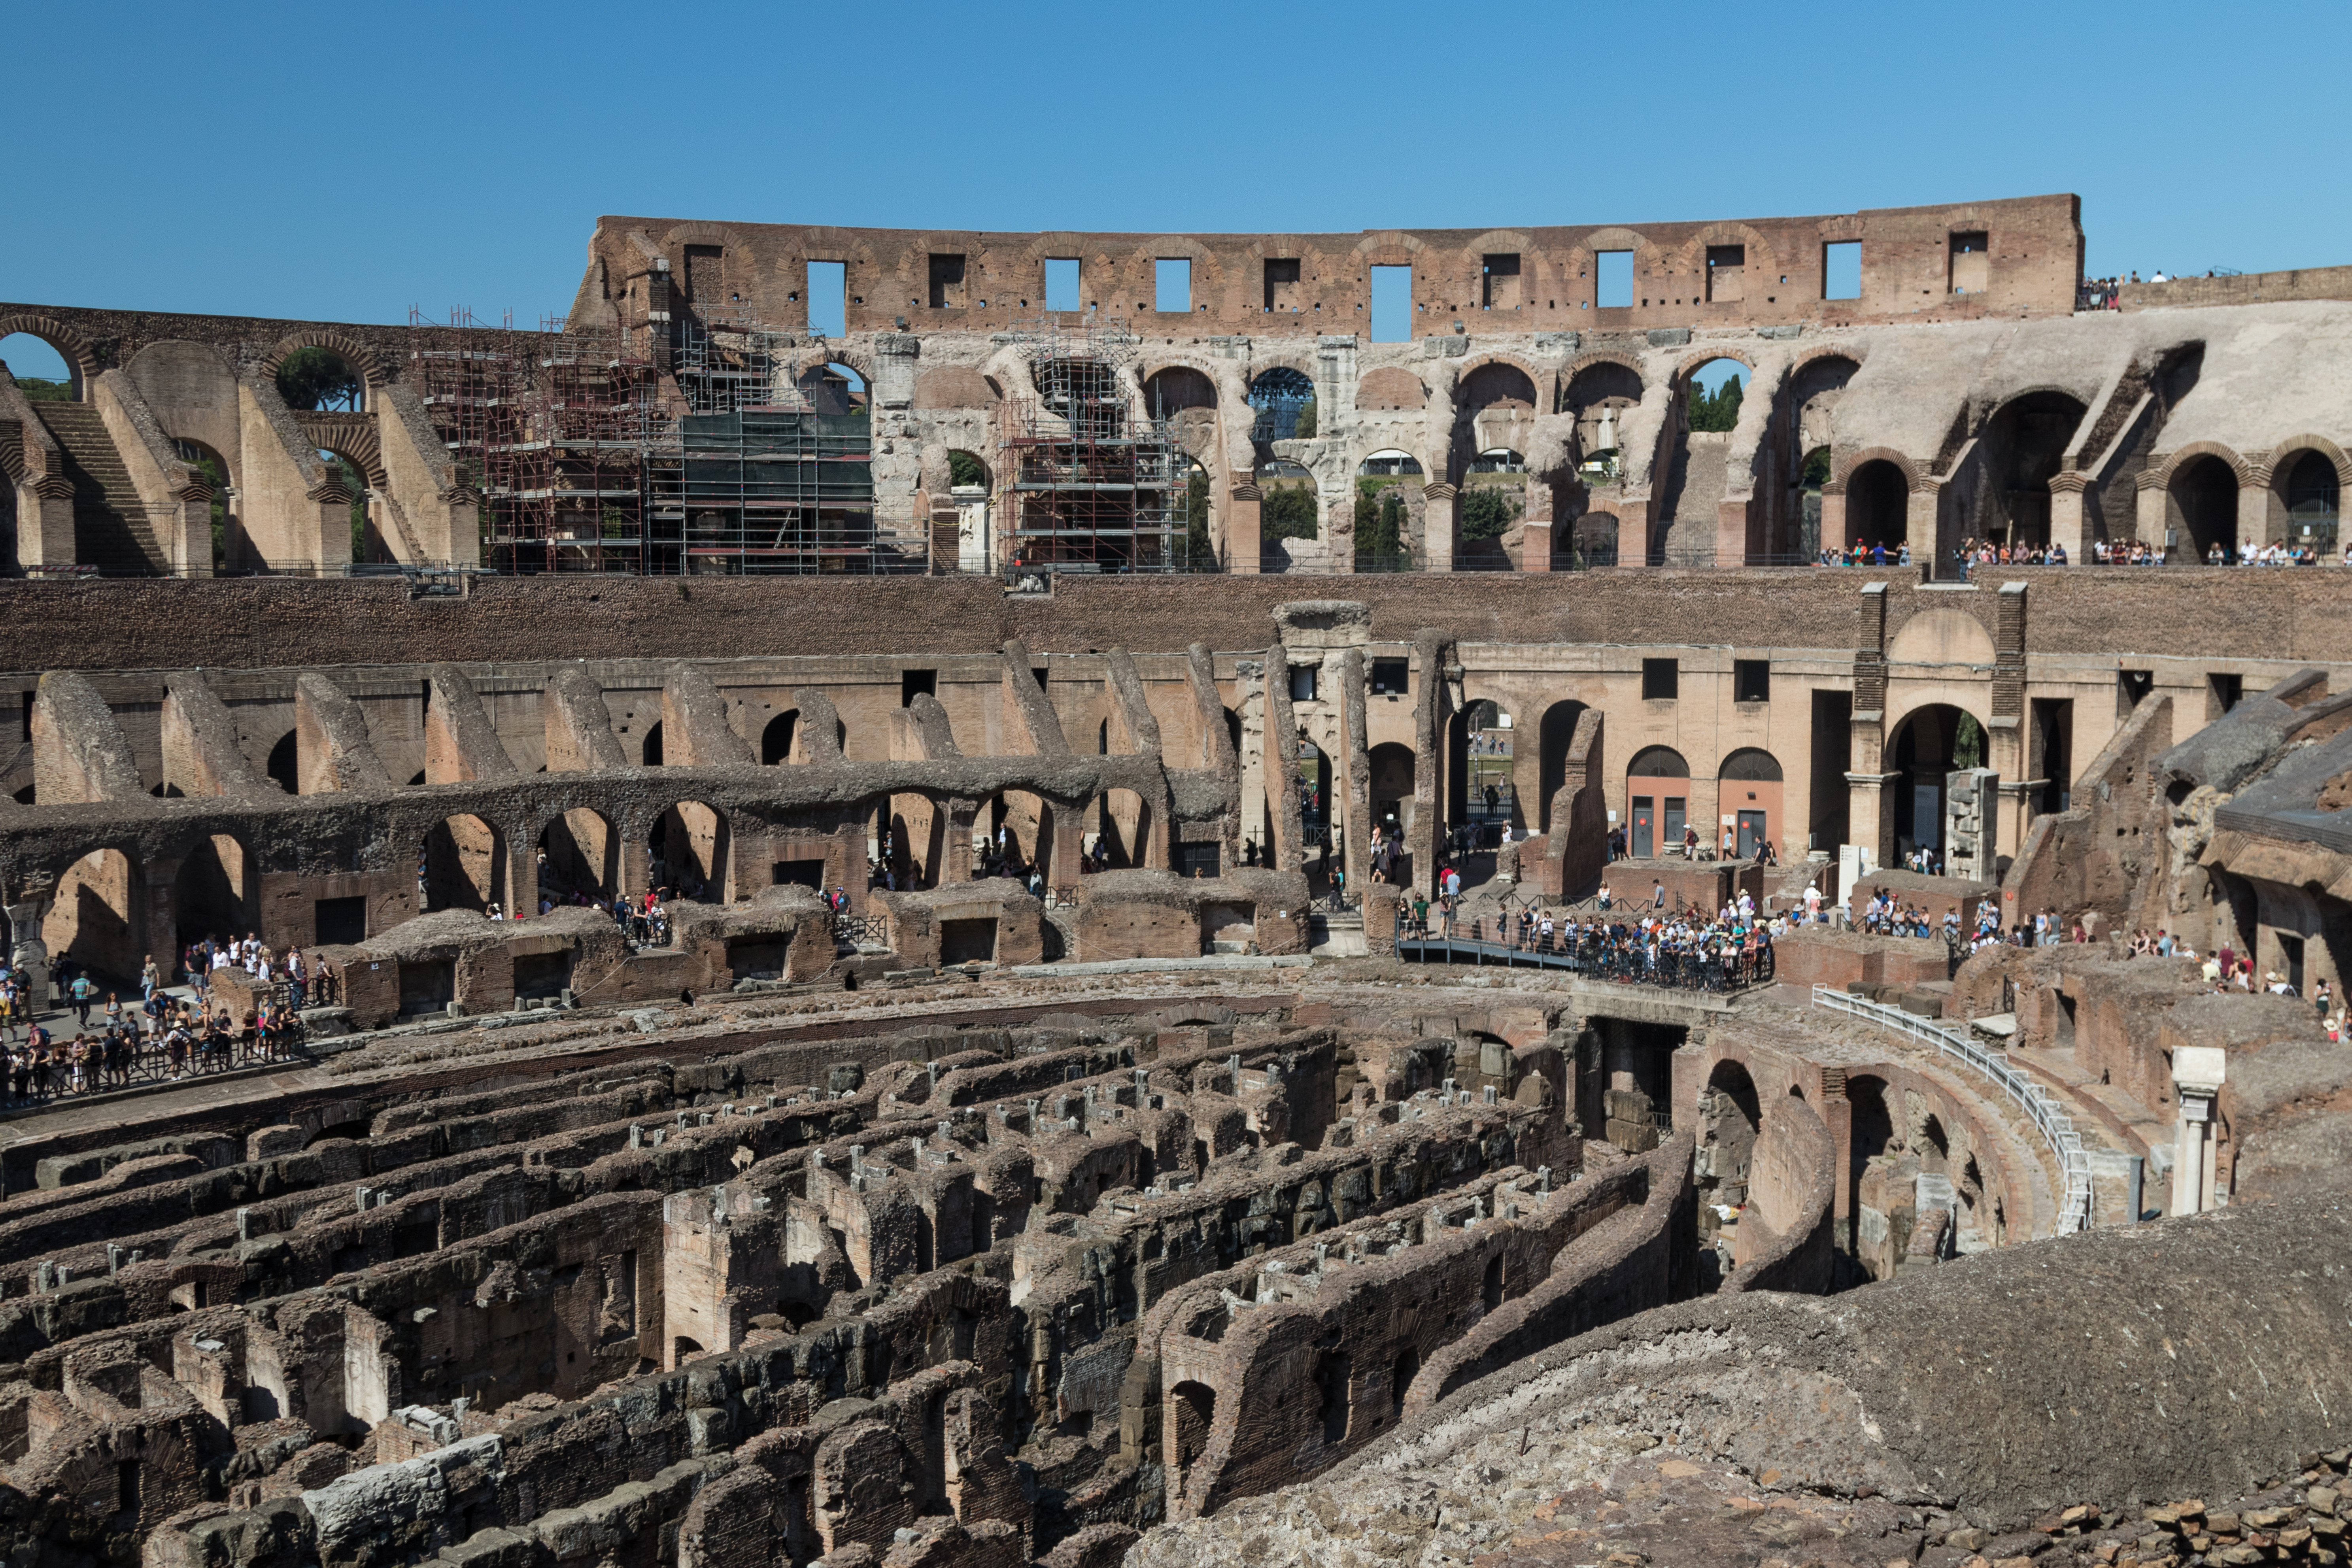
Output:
[{"xmin": 1810, "ymin": 984, "xmax": 2092, "ymax": 1236}]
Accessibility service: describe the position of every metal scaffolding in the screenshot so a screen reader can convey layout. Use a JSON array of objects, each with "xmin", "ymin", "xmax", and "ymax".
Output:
[
  {"xmin": 997, "ymin": 316, "xmax": 1184, "ymax": 570},
  {"xmin": 408, "ymin": 307, "xmax": 905, "ymax": 574}
]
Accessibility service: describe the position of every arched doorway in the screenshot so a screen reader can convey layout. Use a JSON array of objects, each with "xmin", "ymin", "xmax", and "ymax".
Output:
[
  {"xmin": 1354, "ymin": 451, "xmax": 1422, "ymax": 570},
  {"xmin": 1887, "ymin": 705, "xmax": 1982, "ymax": 863},
  {"xmin": 762, "ymin": 710, "xmax": 799, "ymax": 765},
  {"xmin": 539, "ymin": 810, "xmax": 618, "ymax": 906},
  {"xmin": 422, "ymin": 816, "xmax": 505, "ymax": 913},
  {"xmin": 45, "ymin": 848, "xmax": 139, "ymax": 986},
  {"xmin": 0, "ymin": 331, "xmax": 79, "ymax": 401},
  {"xmin": 265, "ymin": 731, "xmax": 298, "ymax": 794},
  {"xmin": 641, "ymin": 722, "xmax": 664, "ymax": 767},
  {"xmin": 1844, "ymin": 459, "xmax": 1910, "ymax": 554},
  {"xmin": 1625, "ymin": 745, "xmax": 1690, "ymax": 858},
  {"xmin": 1096, "ymin": 788, "xmax": 1150, "ymax": 869},
  {"xmin": 176, "ymin": 836, "xmax": 255, "ymax": 949},
  {"xmin": 1718, "ymin": 748, "xmax": 1783, "ymax": 860},
  {"xmin": 652, "ymin": 802, "xmax": 728, "ymax": 902},
  {"xmin": 169, "ymin": 437, "xmax": 232, "ymax": 574},
  {"xmin": 2167, "ymin": 454, "xmax": 2239, "ymax": 563},
  {"xmin": 1368, "ymin": 742, "xmax": 1415, "ymax": 843},
  {"xmin": 274, "ymin": 347, "xmax": 364, "ymax": 413},
  {"xmin": 1698, "ymin": 1058, "xmax": 1762, "ymax": 1277},
  {"xmin": 1655, "ymin": 358, "xmax": 1749, "ymax": 562},
  {"xmin": 1537, "ymin": 701, "xmax": 1590, "ymax": 833},
  {"xmin": 1978, "ymin": 391, "xmax": 2087, "ymax": 548},
  {"xmin": 2278, "ymin": 450, "xmax": 2340, "ymax": 554},
  {"xmin": 1247, "ymin": 367, "xmax": 1315, "ymax": 442}
]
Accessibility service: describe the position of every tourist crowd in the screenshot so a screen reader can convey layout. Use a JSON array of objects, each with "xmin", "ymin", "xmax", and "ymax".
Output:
[{"xmin": 1402, "ymin": 883, "xmax": 1779, "ymax": 991}]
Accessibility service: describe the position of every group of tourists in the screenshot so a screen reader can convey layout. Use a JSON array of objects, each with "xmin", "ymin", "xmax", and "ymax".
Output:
[
  {"xmin": 1404, "ymin": 879, "xmax": 1778, "ymax": 991},
  {"xmin": 1822, "ymin": 539, "xmax": 1911, "ymax": 567}
]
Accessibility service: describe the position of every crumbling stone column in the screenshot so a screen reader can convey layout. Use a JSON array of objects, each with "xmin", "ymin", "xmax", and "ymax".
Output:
[
  {"xmin": 1227, "ymin": 484, "xmax": 1262, "ymax": 574},
  {"xmin": 1422, "ymin": 483, "xmax": 1457, "ymax": 572},
  {"xmin": 2170, "ymin": 1045, "xmax": 2226, "ymax": 1214}
]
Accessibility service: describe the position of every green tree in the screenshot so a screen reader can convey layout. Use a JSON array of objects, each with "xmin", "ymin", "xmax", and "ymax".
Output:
[
  {"xmin": 12, "ymin": 377, "xmax": 72, "ymax": 402},
  {"xmin": 1460, "ymin": 486, "xmax": 1521, "ymax": 540},
  {"xmin": 334, "ymin": 456, "xmax": 370, "ymax": 563},
  {"xmin": 1261, "ymin": 485, "xmax": 1319, "ymax": 541},
  {"xmin": 1292, "ymin": 395, "xmax": 1317, "ymax": 439},
  {"xmin": 1355, "ymin": 477, "xmax": 1404, "ymax": 563},
  {"xmin": 1687, "ymin": 372, "xmax": 1744, "ymax": 433},
  {"xmin": 276, "ymin": 347, "xmax": 361, "ymax": 412},
  {"xmin": 180, "ymin": 450, "xmax": 229, "ymax": 570},
  {"xmin": 1183, "ymin": 469, "xmax": 1212, "ymax": 564},
  {"xmin": 1801, "ymin": 446, "xmax": 1832, "ymax": 488},
  {"xmin": 948, "ymin": 450, "xmax": 987, "ymax": 487},
  {"xmin": 1955, "ymin": 712, "xmax": 1986, "ymax": 770}
]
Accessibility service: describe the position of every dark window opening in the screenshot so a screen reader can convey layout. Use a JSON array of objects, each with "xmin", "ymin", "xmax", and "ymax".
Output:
[
  {"xmin": 1177, "ymin": 842, "xmax": 1222, "ymax": 878},
  {"xmin": 1264, "ymin": 257, "xmax": 1302, "ymax": 312},
  {"xmin": 1370, "ymin": 657, "xmax": 1409, "ymax": 695},
  {"xmin": 927, "ymin": 253, "xmax": 966, "ymax": 309},
  {"xmin": 901, "ymin": 670, "xmax": 936, "ymax": 707},
  {"xmin": 315, "ymin": 895, "xmax": 366, "ymax": 947},
  {"xmin": 1642, "ymin": 659, "xmax": 1679, "ymax": 701},
  {"xmin": 2208, "ymin": 673, "xmax": 2242, "ymax": 716},
  {"xmin": 1732, "ymin": 659, "xmax": 1770, "ymax": 703},
  {"xmin": 2118, "ymin": 669, "xmax": 2155, "ymax": 713}
]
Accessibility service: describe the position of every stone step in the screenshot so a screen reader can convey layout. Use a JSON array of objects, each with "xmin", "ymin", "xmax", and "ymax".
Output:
[{"xmin": 31, "ymin": 402, "xmax": 166, "ymax": 574}]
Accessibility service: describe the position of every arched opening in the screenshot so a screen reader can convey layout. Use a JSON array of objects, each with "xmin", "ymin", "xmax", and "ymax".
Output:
[
  {"xmin": 1453, "ymin": 699, "xmax": 1515, "ymax": 829},
  {"xmin": 2167, "ymin": 454, "xmax": 2240, "ymax": 563},
  {"xmin": 1625, "ymin": 745, "xmax": 1691, "ymax": 859},
  {"xmin": 1173, "ymin": 454, "xmax": 1214, "ymax": 569},
  {"xmin": 0, "ymin": 332, "xmax": 79, "ymax": 402},
  {"xmin": 2278, "ymin": 450, "xmax": 2340, "ymax": 554},
  {"xmin": 1096, "ymin": 788, "xmax": 1150, "ymax": 869},
  {"xmin": 1354, "ymin": 451, "xmax": 1421, "ymax": 569},
  {"xmin": 1560, "ymin": 361, "xmax": 1641, "ymax": 473},
  {"xmin": 1845, "ymin": 1073, "xmax": 1896, "ymax": 1277},
  {"xmin": 315, "ymin": 445, "xmax": 382, "ymax": 566},
  {"xmin": 168, "ymin": 437, "xmax": 232, "ymax": 574},
  {"xmin": 1537, "ymin": 701, "xmax": 1590, "ymax": 833},
  {"xmin": 796, "ymin": 362, "xmax": 868, "ymax": 415},
  {"xmin": 1845, "ymin": 459, "xmax": 1910, "ymax": 554},
  {"xmin": 44, "ymin": 849, "xmax": 139, "ymax": 987},
  {"xmin": 1247, "ymin": 366, "xmax": 1315, "ymax": 443},
  {"xmin": 946, "ymin": 451, "xmax": 996, "ymax": 572},
  {"xmin": 1653, "ymin": 359, "xmax": 1749, "ymax": 563},
  {"xmin": 1450, "ymin": 362, "xmax": 1538, "ymax": 482},
  {"xmin": 1717, "ymin": 747, "xmax": 1783, "ymax": 860},
  {"xmin": 421, "ymin": 815, "xmax": 505, "ymax": 914},
  {"xmin": 980, "ymin": 793, "xmax": 1052, "ymax": 882},
  {"xmin": 1298, "ymin": 736, "xmax": 1333, "ymax": 875},
  {"xmin": 265, "ymin": 731, "xmax": 298, "ymax": 795},
  {"xmin": 762, "ymin": 710, "xmax": 799, "ymax": 766},
  {"xmin": 1698, "ymin": 1058, "xmax": 1763, "ymax": 1279},
  {"xmin": 1389, "ymin": 1347, "xmax": 1419, "ymax": 1419},
  {"xmin": 1781, "ymin": 355, "xmax": 1859, "ymax": 559},
  {"xmin": 1315, "ymin": 1352, "xmax": 1351, "ymax": 1443},
  {"xmin": 1169, "ymin": 1380, "xmax": 1216, "ymax": 1477},
  {"xmin": 1368, "ymin": 742, "xmax": 1415, "ymax": 846},
  {"xmin": 274, "ymin": 346, "xmax": 363, "ymax": 413},
  {"xmin": 652, "ymin": 802, "xmax": 728, "ymax": 903},
  {"xmin": 1480, "ymin": 1253, "xmax": 1504, "ymax": 1314},
  {"xmin": 538, "ymin": 810, "xmax": 618, "ymax": 907},
  {"xmin": 1887, "ymin": 705, "xmax": 1981, "ymax": 863},
  {"xmin": 176, "ymin": 835, "xmax": 255, "ymax": 950},
  {"xmin": 641, "ymin": 721, "xmax": 664, "ymax": 767},
  {"xmin": 1977, "ymin": 391, "xmax": 2087, "ymax": 548}
]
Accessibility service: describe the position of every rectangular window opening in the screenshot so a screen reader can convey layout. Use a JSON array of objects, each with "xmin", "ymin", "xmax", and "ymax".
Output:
[
  {"xmin": 1596, "ymin": 251, "xmax": 1634, "ymax": 310},
  {"xmin": 1705, "ymin": 244, "xmax": 1746, "ymax": 304},
  {"xmin": 2118, "ymin": 669, "xmax": 2155, "ymax": 714},
  {"xmin": 1155, "ymin": 258, "xmax": 1192, "ymax": 314},
  {"xmin": 1641, "ymin": 658, "xmax": 1679, "ymax": 701},
  {"xmin": 1949, "ymin": 231, "xmax": 1990, "ymax": 295},
  {"xmin": 1481, "ymin": 253, "xmax": 1521, "ymax": 310},
  {"xmin": 1823, "ymin": 242, "xmax": 1862, "ymax": 302},
  {"xmin": 1370, "ymin": 657, "xmax": 1409, "ymax": 695},
  {"xmin": 806, "ymin": 260, "xmax": 846, "ymax": 337},
  {"xmin": 1370, "ymin": 266, "xmax": 1412, "ymax": 342},
  {"xmin": 1733, "ymin": 659, "xmax": 1770, "ymax": 703},
  {"xmin": 1264, "ymin": 258, "xmax": 1302, "ymax": 312},
  {"xmin": 927, "ymin": 253, "xmax": 966, "ymax": 310},
  {"xmin": 901, "ymin": 669, "xmax": 937, "ymax": 707},
  {"xmin": 2208, "ymin": 672, "xmax": 2242, "ymax": 717},
  {"xmin": 1045, "ymin": 257, "xmax": 1081, "ymax": 314}
]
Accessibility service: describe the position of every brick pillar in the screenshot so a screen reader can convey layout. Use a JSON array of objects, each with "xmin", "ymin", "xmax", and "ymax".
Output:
[
  {"xmin": 1227, "ymin": 484, "xmax": 1262, "ymax": 574},
  {"xmin": 1520, "ymin": 477, "xmax": 1554, "ymax": 572},
  {"xmin": 142, "ymin": 860, "xmax": 179, "ymax": 987},
  {"xmin": 507, "ymin": 831, "xmax": 538, "ymax": 920},
  {"xmin": 2048, "ymin": 472, "xmax": 2087, "ymax": 560},
  {"xmin": 2237, "ymin": 476, "xmax": 2272, "ymax": 554},
  {"xmin": 1817, "ymin": 488, "xmax": 1846, "ymax": 561},
  {"xmin": 939, "ymin": 801, "xmax": 979, "ymax": 885},
  {"xmin": 1614, "ymin": 495, "xmax": 1651, "ymax": 568},
  {"xmin": 1821, "ymin": 1086, "xmax": 1853, "ymax": 1254}
]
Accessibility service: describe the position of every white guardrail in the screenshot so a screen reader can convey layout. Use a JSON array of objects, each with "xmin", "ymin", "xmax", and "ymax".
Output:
[{"xmin": 1811, "ymin": 984, "xmax": 2093, "ymax": 1236}]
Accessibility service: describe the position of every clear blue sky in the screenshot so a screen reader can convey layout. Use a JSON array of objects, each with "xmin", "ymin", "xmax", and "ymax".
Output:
[{"xmin": 3, "ymin": 0, "xmax": 2344, "ymax": 382}]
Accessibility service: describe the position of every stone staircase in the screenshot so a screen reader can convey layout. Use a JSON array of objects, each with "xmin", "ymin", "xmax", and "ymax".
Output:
[
  {"xmin": 1309, "ymin": 907, "xmax": 1366, "ymax": 958},
  {"xmin": 32, "ymin": 403, "xmax": 165, "ymax": 574}
]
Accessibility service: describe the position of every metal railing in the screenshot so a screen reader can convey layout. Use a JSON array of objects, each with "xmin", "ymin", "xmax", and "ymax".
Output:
[
  {"xmin": 1810, "ymin": 984, "xmax": 2092, "ymax": 1236},
  {"xmin": 831, "ymin": 913, "xmax": 889, "ymax": 948}
]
